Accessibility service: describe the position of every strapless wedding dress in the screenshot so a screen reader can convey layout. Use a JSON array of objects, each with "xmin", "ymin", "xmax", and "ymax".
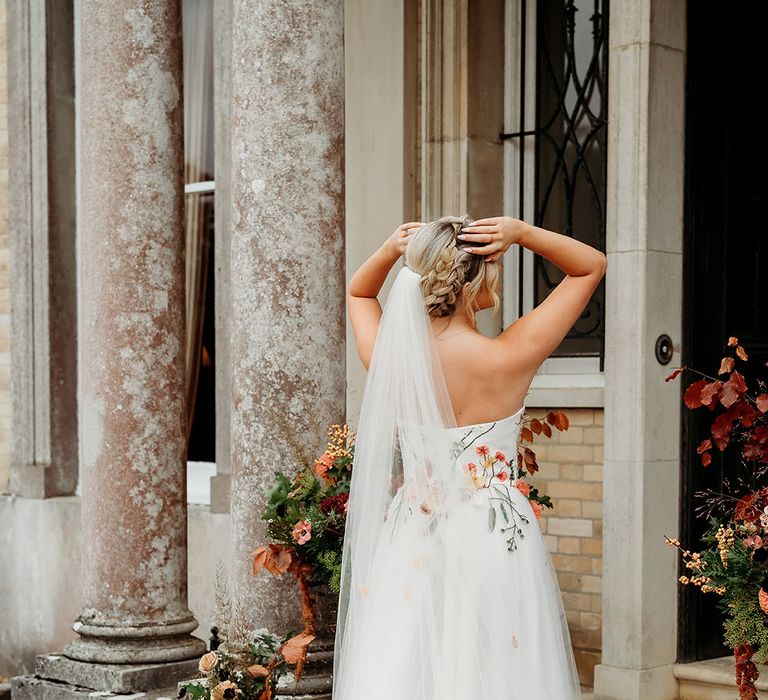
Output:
[{"xmin": 332, "ymin": 404, "xmax": 583, "ymax": 699}]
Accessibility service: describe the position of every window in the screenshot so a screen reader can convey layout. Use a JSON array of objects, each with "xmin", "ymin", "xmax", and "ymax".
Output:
[
  {"xmin": 183, "ymin": 0, "xmax": 216, "ymax": 473},
  {"xmin": 503, "ymin": 0, "xmax": 608, "ymax": 402}
]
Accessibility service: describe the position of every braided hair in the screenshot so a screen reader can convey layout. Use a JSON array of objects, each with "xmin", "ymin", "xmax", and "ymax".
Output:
[{"xmin": 404, "ymin": 215, "xmax": 500, "ymax": 322}]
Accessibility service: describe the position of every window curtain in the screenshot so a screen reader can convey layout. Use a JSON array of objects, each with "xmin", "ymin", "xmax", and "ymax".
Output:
[{"xmin": 183, "ymin": 0, "xmax": 214, "ymax": 440}]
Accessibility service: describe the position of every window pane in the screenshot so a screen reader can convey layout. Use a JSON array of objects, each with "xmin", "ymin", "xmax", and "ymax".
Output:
[
  {"xmin": 183, "ymin": 0, "xmax": 214, "ymax": 183},
  {"xmin": 535, "ymin": 0, "xmax": 608, "ymax": 361}
]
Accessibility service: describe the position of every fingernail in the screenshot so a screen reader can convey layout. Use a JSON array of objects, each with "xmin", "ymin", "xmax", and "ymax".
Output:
[
  {"xmin": 460, "ymin": 228, "xmax": 470, "ymax": 232},
  {"xmin": 457, "ymin": 234, "xmax": 467, "ymax": 239}
]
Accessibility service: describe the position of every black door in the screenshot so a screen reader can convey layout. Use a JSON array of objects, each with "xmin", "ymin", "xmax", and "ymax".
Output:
[{"xmin": 679, "ymin": 3, "xmax": 768, "ymax": 662}]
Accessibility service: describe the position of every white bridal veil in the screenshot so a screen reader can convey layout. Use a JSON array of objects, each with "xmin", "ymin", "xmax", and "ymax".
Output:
[{"xmin": 332, "ymin": 262, "xmax": 460, "ymax": 693}]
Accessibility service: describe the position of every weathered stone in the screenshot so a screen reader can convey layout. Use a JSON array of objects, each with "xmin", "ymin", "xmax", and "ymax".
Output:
[
  {"xmin": 63, "ymin": 0, "xmax": 204, "ymax": 664},
  {"xmin": 228, "ymin": 0, "xmax": 346, "ymax": 633},
  {"xmin": 34, "ymin": 655, "xmax": 199, "ymax": 695},
  {"xmin": 11, "ymin": 675, "xmax": 179, "ymax": 700}
]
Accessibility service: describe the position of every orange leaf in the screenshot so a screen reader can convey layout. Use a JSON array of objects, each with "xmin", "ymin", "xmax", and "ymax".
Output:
[
  {"xmin": 541, "ymin": 422, "xmax": 552, "ymax": 438},
  {"xmin": 529, "ymin": 418, "xmax": 543, "ymax": 435},
  {"xmin": 280, "ymin": 632, "xmax": 315, "ymax": 665},
  {"xmin": 720, "ymin": 371, "xmax": 747, "ymax": 408},
  {"xmin": 523, "ymin": 447, "xmax": 539, "ymax": 475},
  {"xmin": 665, "ymin": 365, "xmax": 687, "ymax": 382},
  {"xmin": 756, "ymin": 393, "xmax": 768, "ymax": 414},
  {"xmin": 701, "ymin": 451, "xmax": 712, "ymax": 467},
  {"xmin": 727, "ymin": 336, "xmax": 739, "ymax": 347},
  {"xmin": 736, "ymin": 344, "xmax": 748, "ymax": 361},
  {"xmin": 248, "ymin": 664, "xmax": 269, "ymax": 677},
  {"xmin": 252, "ymin": 545, "xmax": 270, "ymax": 576},
  {"xmin": 718, "ymin": 357, "xmax": 734, "ymax": 375},
  {"xmin": 520, "ymin": 426, "xmax": 533, "ymax": 443},
  {"xmin": 265, "ymin": 545, "xmax": 293, "ymax": 576},
  {"xmin": 697, "ymin": 438, "xmax": 712, "ymax": 454}
]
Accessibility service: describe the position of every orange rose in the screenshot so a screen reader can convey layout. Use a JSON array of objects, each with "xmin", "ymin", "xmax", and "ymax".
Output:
[{"xmin": 198, "ymin": 651, "xmax": 217, "ymax": 673}]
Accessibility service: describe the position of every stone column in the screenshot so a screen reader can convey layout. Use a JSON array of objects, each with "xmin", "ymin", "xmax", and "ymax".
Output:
[
  {"xmin": 63, "ymin": 0, "xmax": 205, "ymax": 665},
  {"xmin": 593, "ymin": 1, "xmax": 686, "ymax": 699},
  {"xmin": 228, "ymin": 0, "xmax": 345, "ymax": 631}
]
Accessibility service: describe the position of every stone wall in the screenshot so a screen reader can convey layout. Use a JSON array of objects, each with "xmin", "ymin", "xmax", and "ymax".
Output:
[
  {"xmin": 529, "ymin": 406, "xmax": 604, "ymax": 687},
  {"xmin": 0, "ymin": 1, "xmax": 10, "ymax": 494}
]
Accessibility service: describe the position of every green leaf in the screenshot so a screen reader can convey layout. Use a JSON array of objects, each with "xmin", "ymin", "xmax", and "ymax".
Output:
[{"xmin": 488, "ymin": 505, "xmax": 497, "ymax": 531}]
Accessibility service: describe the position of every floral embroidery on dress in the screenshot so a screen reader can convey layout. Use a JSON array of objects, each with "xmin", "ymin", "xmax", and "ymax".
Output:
[{"xmin": 461, "ymin": 443, "xmax": 532, "ymax": 551}]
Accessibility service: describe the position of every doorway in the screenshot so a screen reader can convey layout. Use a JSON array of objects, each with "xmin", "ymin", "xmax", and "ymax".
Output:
[{"xmin": 679, "ymin": 1, "xmax": 768, "ymax": 662}]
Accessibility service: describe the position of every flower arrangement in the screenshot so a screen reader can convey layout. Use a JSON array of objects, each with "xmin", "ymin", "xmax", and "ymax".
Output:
[
  {"xmin": 665, "ymin": 336, "xmax": 768, "ymax": 699},
  {"xmin": 180, "ymin": 565, "xmax": 312, "ymax": 700}
]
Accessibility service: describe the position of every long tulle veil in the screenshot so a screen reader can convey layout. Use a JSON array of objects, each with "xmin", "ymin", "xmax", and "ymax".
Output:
[{"xmin": 332, "ymin": 263, "xmax": 458, "ymax": 691}]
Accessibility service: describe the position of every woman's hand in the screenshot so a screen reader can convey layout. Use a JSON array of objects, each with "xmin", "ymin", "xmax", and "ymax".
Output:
[
  {"xmin": 385, "ymin": 221, "xmax": 424, "ymax": 257},
  {"xmin": 457, "ymin": 216, "xmax": 530, "ymax": 262}
]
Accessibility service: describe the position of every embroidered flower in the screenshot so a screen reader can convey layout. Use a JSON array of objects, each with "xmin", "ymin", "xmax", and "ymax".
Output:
[
  {"xmin": 495, "ymin": 451, "xmax": 507, "ymax": 463},
  {"xmin": 476, "ymin": 445, "xmax": 490, "ymax": 457},
  {"xmin": 495, "ymin": 469, "xmax": 508, "ymax": 483},
  {"xmin": 515, "ymin": 480, "xmax": 531, "ymax": 497}
]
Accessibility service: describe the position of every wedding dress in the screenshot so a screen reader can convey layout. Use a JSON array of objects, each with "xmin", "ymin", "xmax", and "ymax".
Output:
[{"xmin": 332, "ymin": 265, "xmax": 582, "ymax": 699}]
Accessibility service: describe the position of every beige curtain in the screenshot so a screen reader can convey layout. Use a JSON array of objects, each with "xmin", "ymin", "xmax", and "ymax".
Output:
[{"xmin": 183, "ymin": 0, "xmax": 214, "ymax": 439}]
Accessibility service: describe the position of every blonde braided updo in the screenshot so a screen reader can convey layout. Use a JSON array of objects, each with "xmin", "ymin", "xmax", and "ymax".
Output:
[{"xmin": 404, "ymin": 214, "xmax": 500, "ymax": 322}]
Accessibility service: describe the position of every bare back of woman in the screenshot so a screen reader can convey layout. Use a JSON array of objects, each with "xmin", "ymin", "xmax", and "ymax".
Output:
[{"xmin": 347, "ymin": 214, "xmax": 607, "ymax": 428}]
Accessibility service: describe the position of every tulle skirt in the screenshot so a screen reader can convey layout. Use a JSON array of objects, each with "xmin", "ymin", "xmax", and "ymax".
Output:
[{"xmin": 332, "ymin": 481, "xmax": 583, "ymax": 699}]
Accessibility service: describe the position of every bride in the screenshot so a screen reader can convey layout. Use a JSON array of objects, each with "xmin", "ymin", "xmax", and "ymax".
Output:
[{"xmin": 332, "ymin": 215, "xmax": 607, "ymax": 699}]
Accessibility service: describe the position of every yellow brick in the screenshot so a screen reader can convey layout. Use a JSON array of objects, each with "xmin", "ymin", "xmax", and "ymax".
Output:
[
  {"xmin": 561, "ymin": 591, "xmax": 593, "ymax": 611},
  {"xmin": 560, "ymin": 463, "xmax": 583, "ymax": 480},
  {"xmin": 551, "ymin": 554, "xmax": 594, "ymax": 574},
  {"xmin": 582, "ymin": 500, "xmax": 603, "ymax": 519},
  {"xmin": 559, "ymin": 426, "xmax": 583, "ymax": 444},
  {"xmin": 548, "ymin": 481, "xmax": 596, "ymax": 500},
  {"xmin": 556, "ymin": 499, "xmax": 582, "ymax": 517},
  {"xmin": 583, "ymin": 426, "xmax": 604, "ymax": 444},
  {"xmin": 580, "ymin": 612, "xmax": 602, "ymax": 631},
  {"xmin": 580, "ymin": 537, "xmax": 602, "ymax": 556},
  {"xmin": 581, "ymin": 574, "xmax": 602, "ymax": 593},
  {"xmin": 563, "ymin": 408, "xmax": 594, "ymax": 426},
  {"xmin": 594, "ymin": 409, "xmax": 604, "ymax": 426},
  {"xmin": 559, "ymin": 536, "xmax": 581, "ymax": 554},
  {"xmin": 548, "ymin": 444, "xmax": 594, "ymax": 464},
  {"xmin": 556, "ymin": 571, "xmax": 581, "ymax": 591},
  {"xmin": 583, "ymin": 463, "xmax": 603, "ymax": 481}
]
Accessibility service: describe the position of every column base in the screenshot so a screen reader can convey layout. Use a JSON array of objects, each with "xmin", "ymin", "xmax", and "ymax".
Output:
[
  {"xmin": 64, "ymin": 618, "xmax": 206, "ymax": 664},
  {"xmin": 593, "ymin": 662, "xmax": 678, "ymax": 700},
  {"xmin": 11, "ymin": 653, "xmax": 202, "ymax": 699}
]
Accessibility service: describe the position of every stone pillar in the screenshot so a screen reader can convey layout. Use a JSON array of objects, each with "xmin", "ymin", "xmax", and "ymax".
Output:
[
  {"xmin": 419, "ymin": 0, "xmax": 505, "ymax": 337},
  {"xmin": 228, "ymin": 0, "xmax": 345, "ymax": 631},
  {"xmin": 62, "ymin": 0, "xmax": 205, "ymax": 666},
  {"xmin": 593, "ymin": 1, "xmax": 686, "ymax": 699},
  {"xmin": 8, "ymin": 0, "xmax": 78, "ymax": 498}
]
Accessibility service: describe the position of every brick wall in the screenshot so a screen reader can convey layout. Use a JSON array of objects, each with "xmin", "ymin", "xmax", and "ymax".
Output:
[
  {"xmin": 0, "ymin": 2, "xmax": 10, "ymax": 494},
  {"xmin": 526, "ymin": 406, "xmax": 604, "ymax": 687}
]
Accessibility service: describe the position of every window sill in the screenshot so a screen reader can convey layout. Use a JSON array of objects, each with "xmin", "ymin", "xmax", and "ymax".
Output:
[{"xmin": 528, "ymin": 372, "xmax": 605, "ymax": 409}]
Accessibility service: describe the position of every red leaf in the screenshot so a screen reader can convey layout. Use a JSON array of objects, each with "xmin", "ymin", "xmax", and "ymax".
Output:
[
  {"xmin": 720, "ymin": 371, "xmax": 747, "ymax": 408},
  {"xmin": 529, "ymin": 418, "xmax": 543, "ymax": 435},
  {"xmin": 736, "ymin": 344, "xmax": 749, "ymax": 361},
  {"xmin": 684, "ymin": 379, "xmax": 709, "ymax": 409},
  {"xmin": 727, "ymin": 336, "xmax": 739, "ymax": 347},
  {"xmin": 701, "ymin": 451, "xmax": 712, "ymax": 467},
  {"xmin": 541, "ymin": 422, "xmax": 552, "ymax": 438},
  {"xmin": 520, "ymin": 426, "xmax": 533, "ymax": 443},
  {"xmin": 523, "ymin": 447, "xmax": 539, "ymax": 475},
  {"xmin": 697, "ymin": 438, "xmax": 712, "ymax": 454},
  {"xmin": 701, "ymin": 380, "xmax": 722, "ymax": 407},
  {"xmin": 547, "ymin": 410, "xmax": 569, "ymax": 432},
  {"xmin": 756, "ymin": 393, "xmax": 768, "ymax": 414}
]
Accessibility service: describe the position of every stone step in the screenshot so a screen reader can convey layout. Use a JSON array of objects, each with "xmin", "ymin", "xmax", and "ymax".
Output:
[{"xmin": 674, "ymin": 656, "xmax": 768, "ymax": 700}]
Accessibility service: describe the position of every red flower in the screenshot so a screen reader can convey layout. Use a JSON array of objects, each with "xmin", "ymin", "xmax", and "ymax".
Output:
[
  {"xmin": 292, "ymin": 520, "xmax": 312, "ymax": 545},
  {"xmin": 476, "ymin": 445, "xmax": 490, "ymax": 457},
  {"xmin": 495, "ymin": 451, "xmax": 507, "ymax": 463},
  {"xmin": 530, "ymin": 501, "xmax": 543, "ymax": 519},
  {"xmin": 495, "ymin": 470, "xmax": 508, "ymax": 482},
  {"xmin": 320, "ymin": 492, "xmax": 349, "ymax": 515}
]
